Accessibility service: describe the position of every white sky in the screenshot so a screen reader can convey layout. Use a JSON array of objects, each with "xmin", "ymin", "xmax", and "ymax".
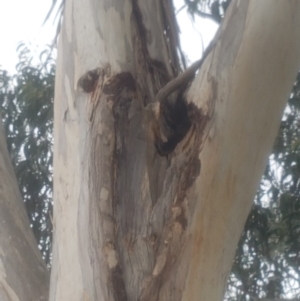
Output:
[
  {"xmin": 0, "ymin": 0, "xmax": 56, "ymax": 73},
  {"xmin": 0, "ymin": 0, "xmax": 217, "ymax": 73},
  {"xmin": 174, "ymin": 0, "xmax": 218, "ymax": 63}
]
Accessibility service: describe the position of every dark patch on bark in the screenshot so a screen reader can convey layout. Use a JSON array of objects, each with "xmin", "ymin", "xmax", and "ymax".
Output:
[
  {"xmin": 108, "ymin": 72, "xmax": 137, "ymax": 221},
  {"xmin": 155, "ymin": 91, "xmax": 192, "ymax": 156},
  {"xmin": 91, "ymin": 71, "xmax": 138, "ymax": 301},
  {"xmin": 131, "ymin": 0, "xmax": 149, "ymax": 61},
  {"xmin": 144, "ymin": 104, "xmax": 169, "ymax": 204},
  {"xmin": 174, "ymin": 102, "xmax": 208, "ymax": 203},
  {"xmin": 111, "ymin": 264, "xmax": 128, "ymax": 301},
  {"xmin": 150, "ymin": 88, "xmax": 205, "ymax": 157},
  {"xmin": 145, "ymin": 87, "xmax": 209, "ymax": 205},
  {"xmin": 77, "ymin": 68, "xmax": 101, "ymax": 93},
  {"xmin": 146, "ymin": 149, "xmax": 168, "ymax": 205},
  {"xmin": 103, "ymin": 72, "xmax": 136, "ymax": 96},
  {"xmin": 172, "ymin": 156, "xmax": 200, "ymax": 230}
]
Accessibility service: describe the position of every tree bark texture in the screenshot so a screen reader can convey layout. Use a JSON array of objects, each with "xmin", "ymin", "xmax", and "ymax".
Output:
[
  {"xmin": 51, "ymin": 0, "xmax": 300, "ymax": 300},
  {"xmin": 0, "ymin": 121, "xmax": 49, "ymax": 301}
]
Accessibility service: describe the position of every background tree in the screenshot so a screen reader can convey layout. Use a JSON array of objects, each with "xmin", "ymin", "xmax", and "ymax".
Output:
[
  {"xmin": 0, "ymin": 46, "xmax": 50, "ymax": 298},
  {"xmin": 0, "ymin": 44, "xmax": 54, "ymax": 265}
]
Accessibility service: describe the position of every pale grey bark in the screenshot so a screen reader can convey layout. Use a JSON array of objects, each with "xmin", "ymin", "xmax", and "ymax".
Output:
[
  {"xmin": 51, "ymin": 0, "xmax": 300, "ymax": 300},
  {"xmin": 180, "ymin": 2, "xmax": 300, "ymax": 300},
  {"xmin": 0, "ymin": 121, "xmax": 49, "ymax": 301}
]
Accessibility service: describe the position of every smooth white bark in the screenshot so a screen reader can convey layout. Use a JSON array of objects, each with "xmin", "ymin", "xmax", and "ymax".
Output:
[{"xmin": 183, "ymin": 1, "xmax": 300, "ymax": 300}]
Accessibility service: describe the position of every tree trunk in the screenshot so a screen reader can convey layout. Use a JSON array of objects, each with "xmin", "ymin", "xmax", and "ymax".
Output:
[
  {"xmin": 0, "ymin": 121, "xmax": 49, "ymax": 301},
  {"xmin": 50, "ymin": 0, "xmax": 300, "ymax": 300}
]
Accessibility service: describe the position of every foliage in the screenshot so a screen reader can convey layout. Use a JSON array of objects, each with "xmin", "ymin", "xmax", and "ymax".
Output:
[
  {"xmin": 0, "ymin": 44, "xmax": 54, "ymax": 265},
  {"xmin": 182, "ymin": 0, "xmax": 231, "ymax": 23}
]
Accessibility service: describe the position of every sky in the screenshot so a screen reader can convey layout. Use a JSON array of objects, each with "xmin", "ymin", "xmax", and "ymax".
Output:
[
  {"xmin": 0, "ymin": 0, "xmax": 57, "ymax": 73},
  {"xmin": 174, "ymin": 0, "xmax": 218, "ymax": 63},
  {"xmin": 0, "ymin": 0, "xmax": 217, "ymax": 74}
]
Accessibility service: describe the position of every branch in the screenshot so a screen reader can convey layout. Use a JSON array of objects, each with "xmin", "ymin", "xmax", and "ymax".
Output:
[{"xmin": 155, "ymin": 34, "xmax": 218, "ymax": 104}]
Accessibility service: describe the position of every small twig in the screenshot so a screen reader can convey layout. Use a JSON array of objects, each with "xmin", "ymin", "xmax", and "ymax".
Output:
[{"xmin": 155, "ymin": 36, "xmax": 218, "ymax": 103}]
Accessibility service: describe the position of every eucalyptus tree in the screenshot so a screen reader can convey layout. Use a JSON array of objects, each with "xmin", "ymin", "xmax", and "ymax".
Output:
[
  {"xmin": 0, "ymin": 1, "xmax": 299, "ymax": 301},
  {"xmin": 51, "ymin": 1, "xmax": 300, "ymax": 300},
  {"xmin": 0, "ymin": 44, "xmax": 54, "ymax": 265}
]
